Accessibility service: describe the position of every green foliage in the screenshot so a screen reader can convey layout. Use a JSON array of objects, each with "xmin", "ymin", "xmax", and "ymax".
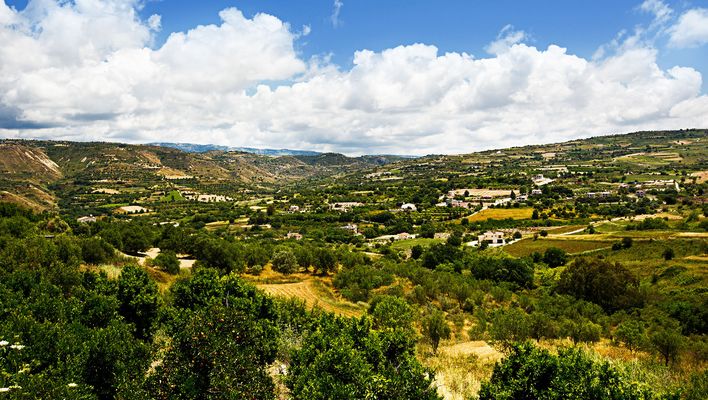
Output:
[
  {"xmin": 614, "ymin": 319, "xmax": 646, "ymax": 353},
  {"xmin": 488, "ymin": 307, "xmax": 531, "ymax": 352},
  {"xmin": 152, "ymin": 250, "xmax": 180, "ymax": 275},
  {"xmin": 479, "ymin": 343, "xmax": 663, "ymax": 400},
  {"xmin": 369, "ymin": 295, "xmax": 414, "ymax": 331},
  {"xmin": 271, "ymin": 248, "xmax": 298, "ymax": 274},
  {"xmin": 80, "ymin": 237, "xmax": 115, "ymax": 265},
  {"xmin": 467, "ymin": 255, "xmax": 534, "ymax": 288},
  {"xmin": 287, "ymin": 314, "xmax": 440, "ymax": 400},
  {"xmin": 117, "ymin": 265, "xmax": 160, "ymax": 340},
  {"xmin": 148, "ymin": 305, "xmax": 278, "ymax": 399},
  {"xmin": 542, "ymin": 247, "xmax": 568, "ymax": 268},
  {"xmin": 422, "ymin": 308, "xmax": 451, "ymax": 354},
  {"xmin": 557, "ymin": 258, "xmax": 642, "ymax": 312},
  {"xmin": 333, "ymin": 264, "xmax": 393, "ymax": 302}
]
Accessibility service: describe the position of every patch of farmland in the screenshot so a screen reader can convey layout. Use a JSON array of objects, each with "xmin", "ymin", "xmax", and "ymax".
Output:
[
  {"xmin": 504, "ymin": 238, "xmax": 611, "ymax": 257},
  {"xmin": 258, "ymin": 279, "xmax": 365, "ymax": 318},
  {"xmin": 467, "ymin": 207, "xmax": 533, "ymax": 222}
]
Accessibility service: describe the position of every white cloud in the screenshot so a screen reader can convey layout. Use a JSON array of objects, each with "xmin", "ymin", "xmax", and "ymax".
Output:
[
  {"xmin": 486, "ymin": 25, "xmax": 527, "ymax": 55},
  {"xmin": 640, "ymin": 0, "xmax": 673, "ymax": 26},
  {"xmin": 0, "ymin": 1, "xmax": 706, "ymax": 155},
  {"xmin": 668, "ymin": 8, "xmax": 708, "ymax": 48},
  {"xmin": 331, "ymin": 0, "xmax": 343, "ymax": 27},
  {"xmin": 148, "ymin": 14, "xmax": 161, "ymax": 31}
]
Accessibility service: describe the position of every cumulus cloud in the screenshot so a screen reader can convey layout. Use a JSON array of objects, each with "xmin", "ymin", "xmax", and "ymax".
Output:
[
  {"xmin": 0, "ymin": 0, "xmax": 706, "ymax": 155},
  {"xmin": 668, "ymin": 8, "xmax": 708, "ymax": 48}
]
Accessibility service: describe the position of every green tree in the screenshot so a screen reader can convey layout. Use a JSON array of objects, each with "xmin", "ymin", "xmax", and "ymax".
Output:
[
  {"xmin": 148, "ymin": 304, "xmax": 278, "ymax": 399},
  {"xmin": 369, "ymin": 295, "xmax": 414, "ymax": 331},
  {"xmin": 614, "ymin": 319, "xmax": 646, "ymax": 353},
  {"xmin": 557, "ymin": 258, "xmax": 642, "ymax": 312},
  {"xmin": 543, "ymin": 247, "xmax": 568, "ymax": 268},
  {"xmin": 272, "ymin": 248, "xmax": 298, "ymax": 274},
  {"xmin": 479, "ymin": 343, "xmax": 659, "ymax": 400},
  {"xmin": 649, "ymin": 321, "xmax": 684, "ymax": 366},
  {"xmin": 153, "ymin": 250, "xmax": 180, "ymax": 275},
  {"xmin": 488, "ymin": 307, "xmax": 531, "ymax": 353},
  {"xmin": 117, "ymin": 265, "xmax": 160, "ymax": 339},
  {"xmin": 422, "ymin": 309, "xmax": 451, "ymax": 354}
]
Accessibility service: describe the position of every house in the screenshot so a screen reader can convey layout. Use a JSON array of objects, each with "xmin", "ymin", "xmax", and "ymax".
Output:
[
  {"xmin": 478, "ymin": 231, "xmax": 505, "ymax": 245},
  {"xmin": 530, "ymin": 189, "xmax": 543, "ymax": 196},
  {"xmin": 330, "ymin": 202, "xmax": 363, "ymax": 212},
  {"xmin": 341, "ymin": 224, "xmax": 358, "ymax": 234},
  {"xmin": 286, "ymin": 232, "xmax": 303, "ymax": 240},
  {"xmin": 396, "ymin": 232, "xmax": 415, "ymax": 240},
  {"xmin": 401, "ymin": 203, "xmax": 417, "ymax": 212},
  {"xmin": 636, "ymin": 190, "xmax": 646, "ymax": 198},
  {"xmin": 77, "ymin": 215, "xmax": 97, "ymax": 223},
  {"xmin": 289, "ymin": 205, "xmax": 300, "ymax": 212}
]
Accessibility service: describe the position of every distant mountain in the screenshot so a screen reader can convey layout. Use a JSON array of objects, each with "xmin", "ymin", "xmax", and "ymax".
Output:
[{"xmin": 149, "ymin": 142, "xmax": 321, "ymax": 156}]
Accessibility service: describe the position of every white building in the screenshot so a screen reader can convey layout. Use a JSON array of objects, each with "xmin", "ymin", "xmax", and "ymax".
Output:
[
  {"xmin": 478, "ymin": 231, "xmax": 506, "ymax": 245},
  {"xmin": 77, "ymin": 215, "xmax": 97, "ymax": 223},
  {"xmin": 401, "ymin": 203, "xmax": 417, "ymax": 212}
]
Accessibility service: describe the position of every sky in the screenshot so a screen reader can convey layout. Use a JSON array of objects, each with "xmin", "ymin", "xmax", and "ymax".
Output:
[{"xmin": 0, "ymin": 0, "xmax": 707, "ymax": 155}]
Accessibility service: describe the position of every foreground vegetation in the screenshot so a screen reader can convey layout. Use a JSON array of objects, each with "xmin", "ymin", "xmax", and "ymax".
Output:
[{"xmin": 0, "ymin": 130, "xmax": 706, "ymax": 399}]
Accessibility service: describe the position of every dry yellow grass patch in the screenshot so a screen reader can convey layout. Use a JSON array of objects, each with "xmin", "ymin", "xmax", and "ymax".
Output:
[
  {"xmin": 256, "ymin": 278, "xmax": 366, "ymax": 317},
  {"xmin": 422, "ymin": 341, "xmax": 500, "ymax": 400},
  {"xmin": 467, "ymin": 207, "xmax": 533, "ymax": 222}
]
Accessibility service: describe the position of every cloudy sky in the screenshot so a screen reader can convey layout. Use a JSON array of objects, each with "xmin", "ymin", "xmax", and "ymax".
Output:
[{"xmin": 0, "ymin": 0, "xmax": 707, "ymax": 155}]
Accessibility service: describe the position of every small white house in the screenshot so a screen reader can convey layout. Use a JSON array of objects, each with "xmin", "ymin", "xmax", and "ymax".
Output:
[
  {"xmin": 286, "ymin": 232, "xmax": 303, "ymax": 240},
  {"xmin": 478, "ymin": 231, "xmax": 505, "ymax": 245},
  {"xmin": 77, "ymin": 215, "xmax": 97, "ymax": 223},
  {"xmin": 401, "ymin": 203, "xmax": 417, "ymax": 212}
]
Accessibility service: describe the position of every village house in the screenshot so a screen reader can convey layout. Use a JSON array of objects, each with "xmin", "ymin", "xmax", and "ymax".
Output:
[
  {"xmin": 330, "ymin": 202, "xmax": 363, "ymax": 212},
  {"xmin": 77, "ymin": 215, "xmax": 97, "ymax": 223},
  {"xmin": 401, "ymin": 203, "xmax": 417, "ymax": 212},
  {"xmin": 341, "ymin": 224, "xmax": 359, "ymax": 234},
  {"xmin": 478, "ymin": 231, "xmax": 505, "ymax": 245},
  {"xmin": 286, "ymin": 232, "xmax": 303, "ymax": 240},
  {"xmin": 289, "ymin": 205, "xmax": 300, "ymax": 212},
  {"xmin": 530, "ymin": 189, "xmax": 543, "ymax": 196}
]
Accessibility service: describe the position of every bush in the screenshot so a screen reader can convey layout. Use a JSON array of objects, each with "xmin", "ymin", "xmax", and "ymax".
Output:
[
  {"xmin": 543, "ymin": 247, "xmax": 568, "ymax": 268},
  {"xmin": 153, "ymin": 250, "xmax": 180, "ymax": 275},
  {"xmin": 272, "ymin": 248, "xmax": 298, "ymax": 274},
  {"xmin": 556, "ymin": 258, "xmax": 642, "ymax": 312},
  {"xmin": 479, "ymin": 343, "xmax": 661, "ymax": 400},
  {"xmin": 80, "ymin": 237, "xmax": 115, "ymax": 265}
]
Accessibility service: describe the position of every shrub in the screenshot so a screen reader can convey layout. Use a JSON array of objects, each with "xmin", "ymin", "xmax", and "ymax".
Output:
[
  {"xmin": 479, "ymin": 343, "xmax": 661, "ymax": 400},
  {"xmin": 153, "ymin": 250, "xmax": 180, "ymax": 275},
  {"xmin": 556, "ymin": 258, "xmax": 642, "ymax": 312}
]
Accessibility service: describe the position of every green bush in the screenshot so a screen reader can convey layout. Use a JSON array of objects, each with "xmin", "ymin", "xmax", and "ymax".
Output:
[{"xmin": 479, "ymin": 342, "xmax": 663, "ymax": 400}]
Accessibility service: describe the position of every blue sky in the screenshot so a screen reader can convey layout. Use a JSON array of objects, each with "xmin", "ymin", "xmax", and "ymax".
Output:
[{"xmin": 1, "ymin": 0, "xmax": 707, "ymax": 154}]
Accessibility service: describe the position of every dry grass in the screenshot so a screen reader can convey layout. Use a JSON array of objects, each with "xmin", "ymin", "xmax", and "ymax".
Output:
[
  {"xmin": 422, "ymin": 341, "xmax": 501, "ymax": 400},
  {"xmin": 504, "ymin": 238, "xmax": 611, "ymax": 257},
  {"xmin": 255, "ymin": 272, "xmax": 365, "ymax": 318},
  {"xmin": 449, "ymin": 188, "xmax": 515, "ymax": 198},
  {"xmin": 467, "ymin": 207, "xmax": 534, "ymax": 222}
]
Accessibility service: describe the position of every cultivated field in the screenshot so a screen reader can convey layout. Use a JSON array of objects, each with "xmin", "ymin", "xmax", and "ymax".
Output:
[{"xmin": 467, "ymin": 207, "xmax": 534, "ymax": 222}]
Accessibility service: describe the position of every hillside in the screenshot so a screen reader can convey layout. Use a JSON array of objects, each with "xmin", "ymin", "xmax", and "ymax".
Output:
[{"xmin": 0, "ymin": 139, "xmax": 399, "ymax": 211}]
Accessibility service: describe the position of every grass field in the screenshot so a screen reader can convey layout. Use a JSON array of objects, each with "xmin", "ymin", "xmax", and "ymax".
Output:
[
  {"xmin": 467, "ymin": 207, "xmax": 533, "ymax": 222},
  {"xmin": 390, "ymin": 237, "xmax": 444, "ymax": 250},
  {"xmin": 160, "ymin": 190, "xmax": 184, "ymax": 202},
  {"xmin": 258, "ymin": 279, "xmax": 365, "ymax": 317},
  {"xmin": 504, "ymin": 238, "xmax": 611, "ymax": 257}
]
